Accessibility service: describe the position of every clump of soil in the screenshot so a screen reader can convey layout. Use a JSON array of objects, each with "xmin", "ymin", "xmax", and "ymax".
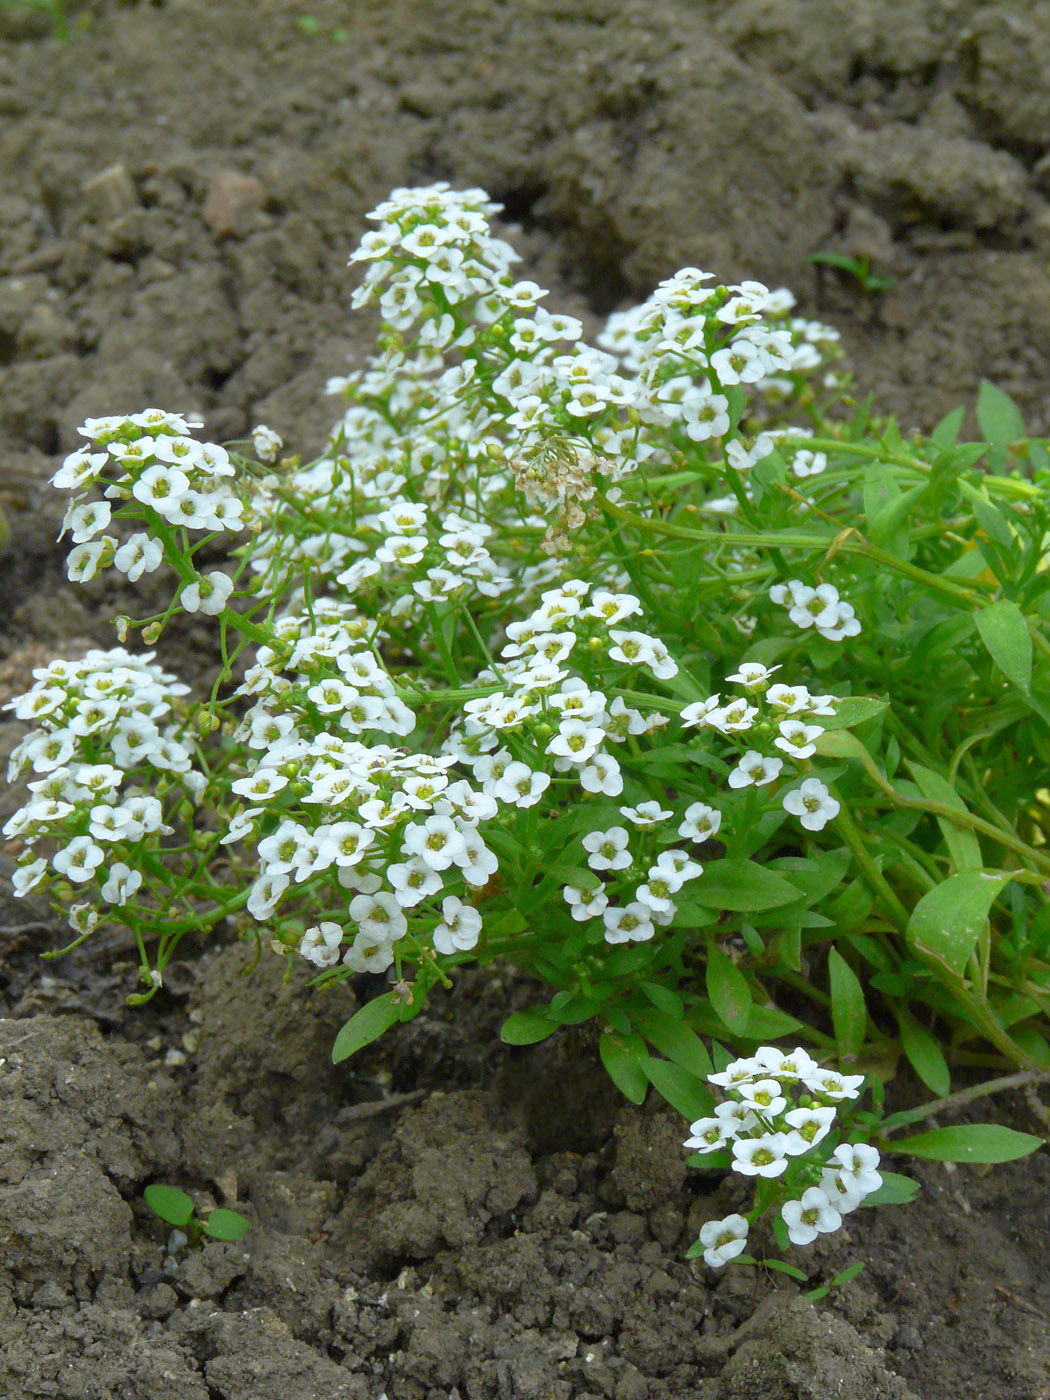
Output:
[{"xmin": 4, "ymin": 1, "xmax": 1050, "ymax": 1396}]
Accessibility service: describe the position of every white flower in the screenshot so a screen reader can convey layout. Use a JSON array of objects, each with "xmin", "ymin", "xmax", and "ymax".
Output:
[
  {"xmin": 608, "ymin": 629, "xmax": 678, "ymax": 679},
  {"xmin": 753, "ymin": 1045, "xmax": 819, "ymax": 1080},
  {"xmin": 343, "ymin": 933, "xmax": 395, "ymax": 974},
  {"xmin": 563, "ymin": 884, "xmax": 609, "ymax": 922},
  {"xmin": 582, "ymin": 826, "xmax": 632, "ymax": 872},
  {"xmin": 300, "ymin": 921, "xmax": 344, "ymax": 968},
  {"xmin": 781, "ymin": 1188, "xmax": 842, "ymax": 1246},
  {"xmin": 579, "ymin": 752, "xmax": 623, "ymax": 796},
  {"xmin": 349, "ymin": 891, "xmax": 408, "ymax": 942},
  {"xmin": 696, "ymin": 1214, "xmax": 749, "ymax": 1268},
  {"xmin": 132, "ymin": 463, "xmax": 191, "ymax": 514},
  {"xmin": 683, "ymin": 1116, "xmax": 737, "ymax": 1152},
  {"xmin": 704, "ymin": 699, "xmax": 757, "ymax": 734},
  {"xmin": 782, "ymin": 778, "xmax": 839, "ymax": 831},
  {"xmin": 252, "ymin": 424, "xmax": 284, "ymax": 463},
  {"xmin": 402, "ymin": 815, "xmax": 467, "ymax": 871},
  {"xmin": 791, "ymin": 448, "xmax": 827, "ymax": 479},
  {"xmin": 728, "ymin": 750, "xmax": 783, "ymax": 789},
  {"xmin": 490, "ymin": 761, "xmax": 550, "ymax": 808},
  {"xmin": 584, "ymin": 590, "xmax": 643, "ymax": 626},
  {"xmin": 547, "ymin": 719, "xmax": 604, "ymax": 763},
  {"xmin": 731, "ymin": 1132, "xmax": 790, "ymax": 1178},
  {"xmin": 678, "ymin": 802, "xmax": 722, "ymax": 842},
  {"xmin": 829, "ymin": 1143, "xmax": 882, "ymax": 1197},
  {"xmin": 619, "ymin": 800, "xmax": 673, "ymax": 827},
  {"xmin": 602, "ymin": 902, "xmax": 656, "ymax": 944},
  {"xmin": 457, "ymin": 829, "xmax": 499, "ymax": 885},
  {"xmin": 650, "ymin": 849, "xmax": 703, "ymax": 886},
  {"xmin": 737, "ymin": 1078, "xmax": 787, "ymax": 1117},
  {"xmin": 725, "ymin": 661, "xmax": 780, "ymax": 690},
  {"xmin": 433, "ymin": 896, "xmax": 483, "ymax": 955},
  {"xmin": 181, "ymin": 571, "xmax": 233, "ymax": 616},
  {"xmin": 98, "ymin": 862, "xmax": 142, "ymax": 907},
  {"xmin": 52, "ymin": 836, "xmax": 105, "ymax": 883},
  {"xmin": 387, "ymin": 857, "xmax": 443, "ymax": 908},
  {"xmin": 774, "ymin": 720, "xmax": 823, "ymax": 760},
  {"xmin": 804, "ymin": 1068, "xmax": 866, "ymax": 1100},
  {"xmin": 12, "ymin": 858, "xmax": 48, "ymax": 897},
  {"xmin": 113, "ymin": 533, "xmax": 164, "ymax": 581},
  {"xmin": 782, "ymin": 1106, "xmax": 837, "ymax": 1156}
]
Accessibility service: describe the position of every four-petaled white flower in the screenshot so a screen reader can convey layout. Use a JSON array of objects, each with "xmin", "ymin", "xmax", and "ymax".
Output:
[
  {"xmin": 697, "ymin": 1214, "xmax": 749, "ymax": 1268},
  {"xmin": 783, "ymin": 778, "xmax": 840, "ymax": 830}
]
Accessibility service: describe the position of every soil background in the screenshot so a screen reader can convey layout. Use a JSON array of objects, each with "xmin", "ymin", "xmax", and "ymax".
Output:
[{"xmin": 3, "ymin": 1, "xmax": 1050, "ymax": 1396}]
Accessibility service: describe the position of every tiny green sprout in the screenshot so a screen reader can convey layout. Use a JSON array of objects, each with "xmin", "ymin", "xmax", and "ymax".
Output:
[
  {"xmin": 296, "ymin": 14, "xmax": 320, "ymax": 35},
  {"xmin": 809, "ymin": 251, "xmax": 895, "ymax": 294},
  {"xmin": 143, "ymin": 1184, "xmax": 251, "ymax": 1244}
]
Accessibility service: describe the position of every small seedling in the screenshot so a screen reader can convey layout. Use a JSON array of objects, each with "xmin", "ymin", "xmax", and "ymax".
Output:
[
  {"xmin": 144, "ymin": 1184, "xmax": 250, "ymax": 1244},
  {"xmin": 809, "ymin": 250, "xmax": 894, "ymax": 294}
]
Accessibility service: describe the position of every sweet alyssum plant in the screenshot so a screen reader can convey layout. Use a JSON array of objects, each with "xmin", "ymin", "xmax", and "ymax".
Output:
[{"xmin": 5, "ymin": 184, "xmax": 1050, "ymax": 1194}]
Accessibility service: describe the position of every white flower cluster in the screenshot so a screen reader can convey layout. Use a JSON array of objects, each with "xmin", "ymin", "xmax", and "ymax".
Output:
[
  {"xmin": 770, "ymin": 579, "xmax": 861, "ymax": 642},
  {"xmin": 681, "ymin": 663, "xmax": 841, "ymax": 832},
  {"xmin": 687, "ymin": 1046, "xmax": 882, "ymax": 1267},
  {"xmin": 51, "ymin": 409, "xmax": 250, "ymax": 601},
  {"xmin": 4, "ymin": 648, "xmax": 199, "ymax": 933}
]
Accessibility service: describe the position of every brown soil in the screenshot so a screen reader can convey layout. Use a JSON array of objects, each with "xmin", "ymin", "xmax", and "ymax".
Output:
[{"xmin": 3, "ymin": 2, "xmax": 1050, "ymax": 1397}]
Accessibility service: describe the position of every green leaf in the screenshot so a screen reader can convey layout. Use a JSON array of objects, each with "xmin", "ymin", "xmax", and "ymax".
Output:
[
  {"xmin": 203, "ymin": 1209, "xmax": 251, "ymax": 1241},
  {"xmin": 642, "ymin": 1058, "xmax": 715, "ymax": 1119},
  {"xmin": 905, "ymin": 763, "xmax": 982, "ymax": 873},
  {"xmin": 763, "ymin": 1257, "xmax": 808, "ymax": 1281},
  {"xmin": 630, "ymin": 1006, "xmax": 714, "ymax": 1077},
  {"xmin": 548, "ymin": 991, "xmax": 601, "ymax": 1025},
  {"xmin": 144, "ymin": 1184, "xmax": 194, "ymax": 1229},
  {"xmin": 706, "ymin": 947, "xmax": 752, "ymax": 1036},
  {"xmin": 861, "ymin": 1171, "xmax": 920, "ymax": 1206},
  {"xmin": 332, "ymin": 994, "xmax": 403, "ymax": 1063},
  {"xmin": 500, "ymin": 1007, "xmax": 558, "ymax": 1046},
  {"xmin": 599, "ymin": 1031, "xmax": 648, "ymax": 1102},
  {"xmin": 818, "ymin": 696, "xmax": 887, "ymax": 732},
  {"xmin": 976, "ymin": 379, "xmax": 1025, "ymax": 456},
  {"xmin": 890, "ymin": 1123, "xmax": 1043, "ymax": 1163},
  {"xmin": 975, "ymin": 599, "xmax": 1032, "ymax": 694},
  {"xmin": 896, "ymin": 1009, "xmax": 951, "ymax": 1096},
  {"xmin": 906, "ymin": 870, "xmax": 1012, "ymax": 982},
  {"xmin": 639, "ymin": 981, "xmax": 684, "ymax": 1020},
  {"xmin": 827, "ymin": 949, "xmax": 866, "ymax": 1059},
  {"xmin": 930, "ymin": 406, "xmax": 964, "ymax": 449},
  {"xmin": 691, "ymin": 859, "xmax": 804, "ymax": 912},
  {"xmin": 743, "ymin": 1003, "xmax": 804, "ymax": 1038}
]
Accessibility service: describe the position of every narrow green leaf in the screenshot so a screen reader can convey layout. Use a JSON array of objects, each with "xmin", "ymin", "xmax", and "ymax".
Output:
[
  {"xmin": 332, "ymin": 994, "xmax": 403, "ymax": 1063},
  {"xmin": 764, "ymin": 1257, "xmax": 809, "ymax": 1281},
  {"xmin": 906, "ymin": 870, "xmax": 1011, "ymax": 981},
  {"xmin": 905, "ymin": 763, "xmax": 982, "ymax": 873},
  {"xmin": 975, "ymin": 599, "xmax": 1032, "ymax": 694},
  {"xmin": 930, "ymin": 406, "xmax": 964, "ymax": 449},
  {"xmin": 890, "ymin": 1123, "xmax": 1043, "ymax": 1163},
  {"xmin": 691, "ymin": 859, "xmax": 804, "ymax": 912},
  {"xmin": 976, "ymin": 379, "xmax": 1025, "ymax": 452},
  {"xmin": 827, "ymin": 949, "xmax": 866, "ymax": 1059},
  {"xmin": 642, "ymin": 1058, "xmax": 715, "ymax": 1119},
  {"xmin": 500, "ymin": 1007, "xmax": 558, "ymax": 1046},
  {"xmin": 203, "ymin": 1209, "xmax": 251, "ymax": 1241},
  {"xmin": 896, "ymin": 1009, "xmax": 951, "ymax": 1097},
  {"xmin": 144, "ymin": 1184, "xmax": 194, "ymax": 1229},
  {"xmin": 706, "ymin": 947, "xmax": 752, "ymax": 1036},
  {"xmin": 631, "ymin": 1006, "xmax": 714, "ymax": 1077},
  {"xmin": 599, "ymin": 1031, "xmax": 648, "ymax": 1102},
  {"xmin": 861, "ymin": 1171, "xmax": 920, "ymax": 1206}
]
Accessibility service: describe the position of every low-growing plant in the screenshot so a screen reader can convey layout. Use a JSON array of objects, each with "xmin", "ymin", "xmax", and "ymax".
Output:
[
  {"xmin": 6, "ymin": 183, "xmax": 1050, "ymax": 1185},
  {"xmin": 143, "ymin": 1184, "xmax": 250, "ymax": 1244}
]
